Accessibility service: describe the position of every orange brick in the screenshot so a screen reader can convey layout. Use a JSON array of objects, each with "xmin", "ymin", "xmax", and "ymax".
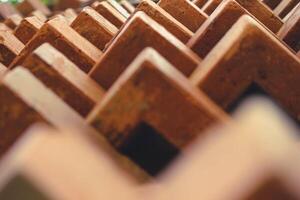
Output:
[
  {"xmin": 14, "ymin": 16, "xmax": 44, "ymax": 44},
  {"xmin": 274, "ymin": 0, "xmax": 300, "ymax": 18},
  {"xmin": 107, "ymin": 0, "xmax": 130, "ymax": 18},
  {"xmin": 0, "ymin": 30, "xmax": 24, "ymax": 66},
  {"xmin": 190, "ymin": 15, "xmax": 300, "ymax": 121},
  {"xmin": 187, "ymin": 0, "xmax": 250, "ymax": 58},
  {"xmin": 20, "ymin": 43, "xmax": 105, "ymax": 117},
  {"xmin": 4, "ymin": 14, "xmax": 22, "ymax": 30},
  {"xmin": 10, "ymin": 17, "xmax": 102, "ymax": 73},
  {"xmin": 89, "ymin": 12, "xmax": 201, "ymax": 90},
  {"xmin": 277, "ymin": 3, "xmax": 300, "ymax": 52},
  {"xmin": 158, "ymin": 0, "xmax": 208, "ymax": 32},
  {"xmin": 88, "ymin": 48, "xmax": 228, "ymax": 175},
  {"xmin": 15, "ymin": 0, "xmax": 51, "ymax": 17},
  {"xmin": 71, "ymin": 7, "xmax": 118, "ymax": 50},
  {"xmin": 120, "ymin": 0, "xmax": 135, "ymax": 13},
  {"xmin": 92, "ymin": 1, "xmax": 126, "ymax": 28},
  {"xmin": 135, "ymin": 0, "xmax": 193, "ymax": 43}
]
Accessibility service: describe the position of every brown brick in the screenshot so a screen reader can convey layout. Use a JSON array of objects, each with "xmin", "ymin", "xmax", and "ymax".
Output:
[
  {"xmin": 0, "ymin": 126, "xmax": 145, "ymax": 199},
  {"xmin": 0, "ymin": 30, "xmax": 24, "ymax": 66},
  {"xmin": 10, "ymin": 17, "xmax": 102, "ymax": 73},
  {"xmin": 30, "ymin": 10, "xmax": 47, "ymax": 22},
  {"xmin": 0, "ymin": 23, "xmax": 12, "ymax": 32},
  {"xmin": 71, "ymin": 7, "xmax": 118, "ymax": 51},
  {"xmin": 120, "ymin": 0, "xmax": 135, "ymax": 13},
  {"xmin": 54, "ymin": 0, "xmax": 92, "ymax": 10},
  {"xmin": 0, "ymin": 62, "xmax": 6, "ymax": 76},
  {"xmin": 190, "ymin": 15, "xmax": 300, "ymax": 121},
  {"xmin": 107, "ymin": 0, "xmax": 130, "ymax": 18},
  {"xmin": 92, "ymin": 1, "xmax": 126, "ymax": 28},
  {"xmin": 236, "ymin": 0, "xmax": 283, "ymax": 32},
  {"xmin": 20, "ymin": 43, "xmax": 105, "ymax": 117},
  {"xmin": 278, "ymin": 4, "xmax": 300, "ymax": 52},
  {"xmin": 193, "ymin": 0, "xmax": 208, "ymax": 8},
  {"xmin": 187, "ymin": 0, "xmax": 250, "ymax": 58},
  {"xmin": 274, "ymin": 0, "xmax": 300, "ymax": 18},
  {"xmin": 4, "ymin": 14, "xmax": 22, "ymax": 30},
  {"xmin": 88, "ymin": 48, "xmax": 228, "ymax": 175},
  {"xmin": 15, "ymin": 0, "xmax": 51, "ymax": 17},
  {"xmin": 89, "ymin": 12, "xmax": 201, "ymax": 90},
  {"xmin": 135, "ymin": 0, "xmax": 193, "ymax": 43},
  {"xmin": 262, "ymin": 0, "xmax": 282, "ymax": 9},
  {"xmin": 0, "ymin": 68, "xmax": 148, "ymax": 182},
  {"xmin": 158, "ymin": 0, "xmax": 208, "ymax": 32},
  {"xmin": 63, "ymin": 8, "xmax": 77, "ymax": 24},
  {"xmin": 14, "ymin": 16, "xmax": 43, "ymax": 44},
  {"xmin": 159, "ymin": 101, "xmax": 300, "ymax": 199},
  {"xmin": 202, "ymin": 0, "xmax": 223, "ymax": 15},
  {"xmin": 0, "ymin": 3, "xmax": 21, "ymax": 21}
]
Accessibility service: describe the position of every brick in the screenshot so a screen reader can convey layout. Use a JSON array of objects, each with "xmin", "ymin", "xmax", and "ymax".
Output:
[
  {"xmin": 297, "ymin": 50, "xmax": 300, "ymax": 58},
  {"xmin": 0, "ymin": 68, "xmax": 93, "ymax": 155},
  {"xmin": 236, "ymin": 0, "xmax": 283, "ymax": 33},
  {"xmin": 10, "ymin": 17, "xmax": 102, "ymax": 73},
  {"xmin": 14, "ymin": 16, "xmax": 44, "ymax": 44},
  {"xmin": 15, "ymin": 0, "xmax": 51, "ymax": 17},
  {"xmin": 63, "ymin": 8, "xmax": 77, "ymax": 24},
  {"xmin": 20, "ymin": 43, "xmax": 105, "ymax": 117},
  {"xmin": 190, "ymin": 15, "xmax": 300, "ymax": 121},
  {"xmin": 30, "ymin": 10, "xmax": 47, "ymax": 22},
  {"xmin": 202, "ymin": 0, "xmax": 223, "ymax": 15},
  {"xmin": 135, "ymin": 0, "xmax": 193, "ymax": 43},
  {"xmin": 120, "ymin": 0, "xmax": 135, "ymax": 13},
  {"xmin": 87, "ymin": 48, "xmax": 228, "ymax": 175},
  {"xmin": 0, "ymin": 126, "xmax": 143, "ymax": 199},
  {"xmin": 187, "ymin": 0, "xmax": 250, "ymax": 58},
  {"xmin": 54, "ymin": 0, "xmax": 92, "ymax": 10},
  {"xmin": 92, "ymin": 1, "xmax": 126, "ymax": 28},
  {"xmin": 193, "ymin": 0, "xmax": 208, "ymax": 8},
  {"xmin": 262, "ymin": 0, "xmax": 282, "ymax": 9},
  {"xmin": 159, "ymin": 100, "xmax": 300, "ymax": 199},
  {"xmin": 274, "ymin": 0, "xmax": 300, "ymax": 18},
  {"xmin": 0, "ymin": 30, "xmax": 24, "ymax": 66},
  {"xmin": 107, "ymin": 0, "xmax": 130, "ymax": 18},
  {"xmin": 71, "ymin": 7, "xmax": 118, "ymax": 50},
  {"xmin": 0, "ymin": 3, "xmax": 21, "ymax": 20},
  {"xmin": 4, "ymin": 14, "xmax": 22, "ymax": 30},
  {"xmin": 158, "ymin": 0, "xmax": 208, "ymax": 32},
  {"xmin": 0, "ymin": 62, "xmax": 6, "ymax": 76},
  {"xmin": 89, "ymin": 12, "xmax": 201, "ymax": 90},
  {"xmin": 278, "ymin": 4, "xmax": 300, "ymax": 52}
]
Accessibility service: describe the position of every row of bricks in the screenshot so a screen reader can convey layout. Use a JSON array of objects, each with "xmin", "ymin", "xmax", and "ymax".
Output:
[{"xmin": 0, "ymin": 0, "xmax": 298, "ymax": 177}]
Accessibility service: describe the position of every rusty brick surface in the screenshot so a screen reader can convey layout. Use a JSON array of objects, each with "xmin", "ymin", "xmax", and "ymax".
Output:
[
  {"xmin": 30, "ymin": 10, "xmax": 47, "ymax": 22},
  {"xmin": 92, "ymin": 1, "xmax": 127, "ymax": 28},
  {"xmin": 193, "ymin": 0, "xmax": 208, "ymax": 8},
  {"xmin": 274, "ymin": 0, "xmax": 300, "ymax": 18},
  {"xmin": 71, "ymin": 7, "xmax": 118, "ymax": 51},
  {"xmin": 202, "ymin": 0, "xmax": 223, "ymax": 15},
  {"xmin": 20, "ymin": 43, "xmax": 105, "ymax": 117},
  {"xmin": 277, "ymin": 3, "xmax": 300, "ymax": 52},
  {"xmin": 15, "ymin": 0, "xmax": 51, "ymax": 17},
  {"xmin": 0, "ymin": 30, "xmax": 24, "ymax": 66},
  {"xmin": 188, "ymin": 0, "xmax": 249, "ymax": 58},
  {"xmin": 190, "ymin": 15, "xmax": 300, "ymax": 121},
  {"xmin": 10, "ymin": 17, "xmax": 102, "ymax": 73},
  {"xmin": 88, "ymin": 48, "xmax": 228, "ymax": 174},
  {"xmin": 135, "ymin": 0, "xmax": 193, "ymax": 43},
  {"xmin": 89, "ymin": 12, "xmax": 201, "ymax": 90},
  {"xmin": 0, "ymin": 3, "xmax": 21, "ymax": 21},
  {"xmin": 4, "ymin": 14, "xmax": 22, "ymax": 30},
  {"xmin": 14, "ymin": 16, "xmax": 44, "ymax": 44},
  {"xmin": 158, "ymin": 0, "xmax": 208, "ymax": 32}
]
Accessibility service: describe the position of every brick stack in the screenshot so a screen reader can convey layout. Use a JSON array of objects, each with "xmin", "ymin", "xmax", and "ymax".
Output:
[{"xmin": 0, "ymin": 0, "xmax": 299, "ymax": 199}]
